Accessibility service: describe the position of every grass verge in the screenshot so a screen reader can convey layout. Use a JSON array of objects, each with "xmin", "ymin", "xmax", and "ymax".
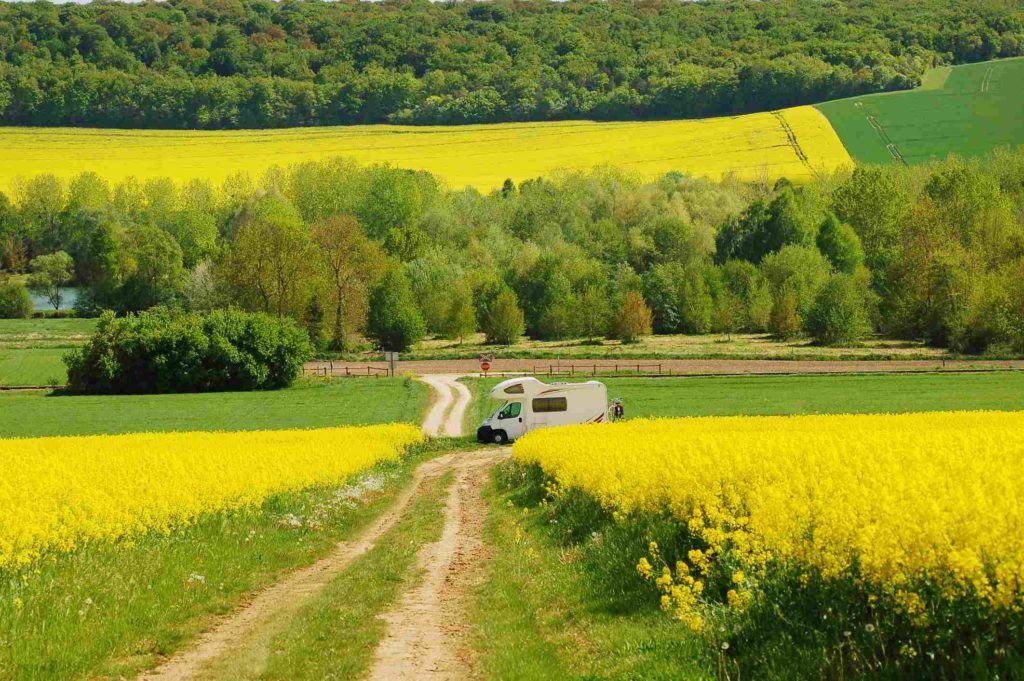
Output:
[
  {"xmin": 471, "ymin": 462, "xmax": 708, "ymax": 680},
  {"xmin": 0, "ymin": 441, "xmax": 448, "ymax": 680}
]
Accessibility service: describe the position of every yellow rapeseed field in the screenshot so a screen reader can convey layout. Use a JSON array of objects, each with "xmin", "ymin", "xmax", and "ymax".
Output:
[
  {"xmin": 514, "ymin": 411, "xmax": 1024, "ymax": 628},
  {"xmin": 0, "ymin": 424, "xmax": 422, "ymax": 569},
  {"xmin": 0, "ymin": 106, "xmax": 852, "ymax": 193}
]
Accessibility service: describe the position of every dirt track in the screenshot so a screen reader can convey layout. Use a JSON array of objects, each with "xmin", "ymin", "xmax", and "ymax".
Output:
[
  {"xmin": 367, "ymin": 450, "xmax": 502, "ymax": 680},
  {"xmin": 308, "ymin": 358, "xmax": 1024, "ymax": 378},
  {"xmin": 140, "ymin": 378, "xmax": 495, "ymax": 679},
  {"xmin": 420, "ymin": 375, "xmax": 472, "ymax": 437}
]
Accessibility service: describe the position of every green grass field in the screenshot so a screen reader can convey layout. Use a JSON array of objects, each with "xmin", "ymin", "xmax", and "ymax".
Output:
[
  {"xmin": 0, "ymin": 318, "xmax": 97, "ymax": 386},
  {"xmin": 0, "ymin": 378, "xmax": 428, "ymax": 438},
  {"xmin": 817, "ymin": 57, "xmax": 1024, "ymax": 165},
  {"xmin": 463, "ymin": 371, "xmax": 1024, "ymax": 429}
]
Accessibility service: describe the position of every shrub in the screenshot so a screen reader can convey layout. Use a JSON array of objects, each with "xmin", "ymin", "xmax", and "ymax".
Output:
[
  {"xmin": 64, "ymin": 308, "xmax": 311, "ymax": 394},
  {"xmin": 0, "ymin": 278, "xmax": 32, "ymax": 319}
]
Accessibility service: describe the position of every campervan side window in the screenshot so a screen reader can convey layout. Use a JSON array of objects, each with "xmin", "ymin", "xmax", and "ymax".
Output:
[
  {"xmin": 504, "ymin": 384, "xmax": 525, "ymax": 394},
  {"xmin": 532, "ymin": 397, "xmax": 568, "ymax": 413}
]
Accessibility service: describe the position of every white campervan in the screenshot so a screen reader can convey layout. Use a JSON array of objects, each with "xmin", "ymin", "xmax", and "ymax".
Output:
[{"xmin": 476, "ymin": 377, "xmax": 608, "ymax": 444}]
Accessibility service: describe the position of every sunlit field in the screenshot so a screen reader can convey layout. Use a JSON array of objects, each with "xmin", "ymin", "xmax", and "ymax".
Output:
[{"xmin": 0, "ymin": 106, "xmax": 851, "ymax": 192}]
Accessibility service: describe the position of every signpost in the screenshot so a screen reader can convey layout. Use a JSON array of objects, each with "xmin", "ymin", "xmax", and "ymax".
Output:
[
  {"xmin": 479, "ymin": 354, "xmax": 493, "ymax": 376},
  {"xmin": 384, "ymin": 351, "xmax": 399, "ymax": 377}
]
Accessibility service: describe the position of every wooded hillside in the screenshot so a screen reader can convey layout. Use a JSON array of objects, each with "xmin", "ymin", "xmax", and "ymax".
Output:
[{"xmin": 1, "ymin": 0, "xmax": 1022, "ymax": 128}]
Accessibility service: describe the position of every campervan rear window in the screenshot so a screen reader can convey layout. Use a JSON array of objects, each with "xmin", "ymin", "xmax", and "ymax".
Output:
[{"xmin": 532, "ymin": 397, "xmax": 568, "ymax": 413}]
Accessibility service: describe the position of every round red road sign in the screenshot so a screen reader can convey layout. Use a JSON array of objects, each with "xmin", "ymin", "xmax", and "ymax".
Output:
[{"xmin": 481, "ymin": 361, "xmax": 491, "ymax": 372}]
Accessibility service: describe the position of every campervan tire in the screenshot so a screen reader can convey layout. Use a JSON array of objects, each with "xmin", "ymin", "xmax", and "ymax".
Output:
[{"xmin": 492, "ymin": 430, "xmax": 508, "ymax": 445}]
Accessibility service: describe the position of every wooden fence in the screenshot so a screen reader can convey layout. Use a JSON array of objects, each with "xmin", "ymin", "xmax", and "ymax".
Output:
[{"xmin": 303, "ymin": 363, "xmax": 390, "ymax": 378}]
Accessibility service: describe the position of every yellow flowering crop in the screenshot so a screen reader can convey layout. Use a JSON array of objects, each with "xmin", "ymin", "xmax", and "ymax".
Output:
[
  {"xmin": 514, "ymin": 411, "xmax": 1024, "ymax": 610},
  {"xmin": 0, "ymin": 106, "xmax": 851, "ymax": 193},
  {"xmin": 0, "ymin": 424, "xmax": 422, "ymax": 569}
]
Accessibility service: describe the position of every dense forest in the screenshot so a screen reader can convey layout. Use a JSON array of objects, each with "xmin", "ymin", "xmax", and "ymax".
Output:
[
  {"xmin": 1, "ymin": 0, "xmax": 1023, "ymax": 128},
  {"xmin": 3, "ymin": 149, "xmax": 1024, "ymax": 355}
]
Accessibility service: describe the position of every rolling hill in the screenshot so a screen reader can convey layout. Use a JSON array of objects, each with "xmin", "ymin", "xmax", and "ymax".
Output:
[
  {"xmin": 0, "ymin": 106, "xmax": 851, "ymax": 193},
  {"xmin": 817, "ymin": 57, "xmax": 1024, "ymax": 165}
]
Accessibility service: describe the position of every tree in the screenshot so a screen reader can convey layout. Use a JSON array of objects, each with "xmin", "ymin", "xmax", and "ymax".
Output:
[
  {"xmin": 27, "ymin": 251, "xmax": 74, "ymax": 310},
  {"xmin": 310, "ymin": 215, "xmax": 385, "ymax": 351},
  {"xmin": 612, "ymin": 290, "xmax": 652, "ymax": 343},
  {"xmin": 304, "ymin": 294, "xmax": 326, "ymax": 351},
  {"xmin": 769, "ymin": 286, "xmax": 802, "ymax": 339},
  {"xmin": 222, "ymin": 196, "xmax": 315, "ymax": 320},
  {"xmin": 713, "ymin": 288, "xmax": 745, "ymax": 338},
  {"xmin": 116, "ymin": 225, "xmax": 186, "ymax": 312},
  {"xmin": 816, "ymin": 214, "xmax": 865, "ymax": 274},
  {"xmin": 575, "ymin": 285, "xmax": 612, "ymax": 341},
  {"xmin": 440, "ymin": 282, "xmax": 477, "ymax": 342},
  {"xmin": 483, "ymin": 289, "xmax": 524, "ymax": 345},
  {"xmin": 805, "ymin": 273, "xmax": 871, "ymax": 346},
  {"xmin": 366, "ymin": 268, "xmax": 426, "ymax": 352}
]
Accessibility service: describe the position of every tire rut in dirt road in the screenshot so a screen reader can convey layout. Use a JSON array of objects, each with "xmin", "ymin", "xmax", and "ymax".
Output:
[
  {"xmin": 420, "ymin": 375, "xmax": 472, "ymax": 437},
  {"xmin": 367, "ymin": 449, "xmax": 508, "ymax": 680},
  {"xmin": 139, "ymin": 451, "xmax": 479, "ymax": 681}
]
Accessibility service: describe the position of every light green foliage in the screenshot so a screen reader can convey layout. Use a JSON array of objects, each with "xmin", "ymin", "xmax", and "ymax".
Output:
[
  {"xmin": 483, "ymin": 289, "xmax": 525, "ymax": 346},
  {"xmin": 27, "ymin": 250, "xmax": 74, "ymax": 310}
]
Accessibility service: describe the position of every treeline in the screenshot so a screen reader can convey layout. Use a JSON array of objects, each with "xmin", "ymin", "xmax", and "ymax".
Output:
[
  {"xmin": 2, "ymin": 0, "xmax": 1023, "ymax": 128},
  {"xmin": 2, "ymin": 147, "xmax": 1024, "ymax": 354}
]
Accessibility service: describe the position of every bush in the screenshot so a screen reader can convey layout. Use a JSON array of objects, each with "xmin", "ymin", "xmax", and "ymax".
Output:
[
  {"xmin": 0, "ymin": 278, "xmax": 32, "ymax": 319},
  {"xmin": 805, "ymin": 273, "xmax": 872, "ymax": 346},
  {"xmin": 64, "ymin": 308, "xmax": 312, "ymax": 394}
]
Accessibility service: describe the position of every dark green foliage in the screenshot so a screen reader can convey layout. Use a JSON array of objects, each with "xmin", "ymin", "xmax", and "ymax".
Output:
[
  {"xmin": 64, "ymin": 308, "xmax": 312, "ymax": 394},
  {"xmin": 0, "ymin": 277, "xmax": 31, "ymax": 318},
  {"xmin": 1, "ymin": 0, "xmax": 1021, "ymax": 128},
  {"xmin": 805, "ymin": 273, "xmax": 872, "ymax": 345},
  {"xmin": 715, "ymin": 188, "xmax": 816, "ymax": 264},
  {"xmin": 303, "ymin": 294, "xmax": 325, "ymax": 351},
  {"xmin": 366, "ymin": 268, "xmax": 425, "ymax": 352},
  {"xmin": 816, "ymin": 214, "xmax": 865, "ymax": 274}
]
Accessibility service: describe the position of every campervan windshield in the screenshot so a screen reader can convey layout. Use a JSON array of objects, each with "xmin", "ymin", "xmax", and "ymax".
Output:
[{"xmin": 494, "ymin": 401, "xmax": 521, "ymax": 420}]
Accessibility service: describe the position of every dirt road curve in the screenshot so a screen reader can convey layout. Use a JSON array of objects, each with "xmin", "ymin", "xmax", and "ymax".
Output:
[
  {"xmin": 420, "ymin": 375, "xmax": 472, "ymax": 437},
  {"xmin": 368, "ymin": 450, "xmax": 503, "ymax": 680},
  {"xmin": 308, "ymin": 358, "xmax": 1024, "ymax": 377},
  {"xmin": 140, "ymin": 449, "xmax": 496, "ymax": 680}
]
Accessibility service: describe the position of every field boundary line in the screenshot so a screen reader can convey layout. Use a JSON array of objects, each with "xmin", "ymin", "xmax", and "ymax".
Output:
[{"xmin": 138, "ymin": 450, "xmax": 475, "ymax": 680}]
